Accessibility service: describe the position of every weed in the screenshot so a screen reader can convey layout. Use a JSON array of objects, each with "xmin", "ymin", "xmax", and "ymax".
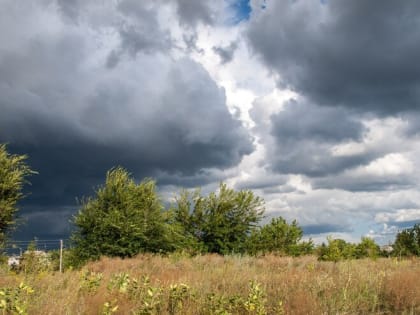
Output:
[
  {"xmin": 244, "ymin": 280, "xmax": 267, "ymax": 315},
  {"xmin": 102, "ymin": 300, "xmax": 119, "ymax": 315},
  {"xmin": 79, "ymin": 270, "xmax": 103, "ymax": 293},
  {"xmin": 0, "ymin": 282, "xmax": 34, "ymax": 315},
  {"xmin": 108, "ymin": 272, "xmax": 130, "ymax": 293},
  {"xmin": 168, "ymin": 283, "xmax": 192, "ymax": 315}
]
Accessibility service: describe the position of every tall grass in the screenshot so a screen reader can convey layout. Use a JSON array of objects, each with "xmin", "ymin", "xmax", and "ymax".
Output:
[{"xmin": 1, "ymin": 254, "xmax": 419, "ymax": 314}]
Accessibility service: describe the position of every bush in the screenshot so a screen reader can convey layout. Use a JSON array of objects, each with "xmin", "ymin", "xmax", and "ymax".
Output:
[
  {"xmin": 246, "ymin": 217, "xmax": 314, "ymax": 256},
  {"xmin": 71, "ymin": 167, "xmax": 173, "ymax": 262},
  {"xmin": 172, "ymin": 183, "xmax": 265, "ymax": 254}
]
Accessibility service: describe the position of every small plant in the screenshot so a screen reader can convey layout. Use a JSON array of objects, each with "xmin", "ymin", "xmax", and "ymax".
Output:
[
  {"xmin": 275, "ymin": 300, "xmax": 285, "ymax": 315},
  {"xmin": 79, "ymin": 270, "xmax": 103, "ymax": 293},
  {"xmin": 102, "ymin": 300, "xmax": 119, "ymax": 315},
  {"xmin": 168, "ymin": 283, "xmax": 192, "ymax": 315},
  {"xmin": 133, "ymin": 276, "xmax": 163, "ymax": 315},
  {"xmin": 205, "ymin": 293, "xmax": 243, "ymax": 315},
  {"xmin": 108, "ymin": 272, "xmax": 131, "ymax": 293},
  {"xmin": 0, "ymin": 282, "xmax": 34, "ymax": 315},
  {"xmin": 244, "ymin": 280, "xmax": 267, "ymax": 315}
]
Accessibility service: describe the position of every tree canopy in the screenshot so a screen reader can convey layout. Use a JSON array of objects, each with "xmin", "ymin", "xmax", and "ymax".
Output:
[
  {"xmin": 246, "ymin": 217, "xmax": 314, "ymax": 256},
  {"xmin": 71, "ymin": 167, "xmax": 172, "ymax": 261},
  {"xmin": 0, "ymin": 144, "xmax": 36, "ymax": 247},
  {"xmin": 393, "ymin": 224, "xmax": 420, "ymax": 257},
  {"xmin": 171, "ymin": 183, "xmax": 265, "ymax": 254}
]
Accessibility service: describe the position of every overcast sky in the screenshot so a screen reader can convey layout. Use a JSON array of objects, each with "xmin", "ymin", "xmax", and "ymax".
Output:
[{"xmin": 1, "ymin": 0, "xmax": 420, "ymax": 244}]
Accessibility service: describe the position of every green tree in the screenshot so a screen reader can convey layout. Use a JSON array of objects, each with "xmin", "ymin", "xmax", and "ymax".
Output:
[
  {"xmin": 355, "ymin": 237, "xmax": 380, "ymax": 259},
  {"xmin": 172, "ymin": 183, "xmax": 265, "ymax": 254},
  {"xmin": 71, "ymin": 167, "xmax": 171, "ymax": 262},
  {"xmin": 246, "ymin": 217, "xmax": 314, "ymax": 256},
  {"xmin": 0, "ymin": 144, "xmax": 36, "ymax": 247},
  {"xmin": 317, "ymin": 237, "xmax": 356, "ymax": 262},
  {"xmin": 393, "ymin": 224, "xmax": 420, "ymax": 257},
  {"xmin": 168, "ymin": 189, "xmax": 207, "ymax": 253}
]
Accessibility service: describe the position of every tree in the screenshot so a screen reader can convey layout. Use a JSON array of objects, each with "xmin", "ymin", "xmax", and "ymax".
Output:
[
  {"xmin": 172, "ymin": 183, "xmax": 265, "ymax": 254},
  {"xmin": 246, "ymin": 217, "xmax": 314, "ymax": 256},
  {"xmin": 355, "ymin": 237, "xmax": 380, "ymax": 259},
  {"xmin": 71, "ymin": 167, "xmax": 171, "ymax": 262},
  {"xmin": 317, "ymin": 237, "xmax": 356, "ymax": 262},
  {"xmin": 393, "ymin": 224, "xmax": 420, "ymax": 257},
  {"xmin": 0, "ymin": 144, "xmax": 36, "ymax": 247},
  {"xmin": 167, "ymin": 189, "xmax": 208, "ymax": 253}
]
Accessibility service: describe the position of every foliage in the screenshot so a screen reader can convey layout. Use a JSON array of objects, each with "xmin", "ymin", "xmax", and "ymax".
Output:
[
  {"xmin": 1, "ymin": 254, "xmax": 420, "ymax": 314},
  {"xmin": 205, "ymin": 293, "xmax": 244, "ymax": 315},
  {"xmin": 318, "ymin": 237, "xmax": 381, "ymax": 261},
  {"xmin": 246, "ymin": 217, "xmax": 313, "ymax": 256},
  {"xmin": 168, "ymin": 283, "xmax": 192, "ymax": 315},
  {"xmin": 393, "ymin": 223, "xmax": 420, "ymax": 257},
  {"xmin": 355, "ymin": 237, "xmax": 380, "ymax": 259},
  {"xmin": 19, "ymin": 242, "xmax": 52, "ymax": 274},
  {"xmin": 0, "ymin": 282, "xmax": 34, "ymax": 315},
  {"xmin": 102, "ymin": 300, "xmax": 119, "ymax": 315},
  {"xmin": 71, "ymin": 167, "xmax": 172, "ymax": 262},
  {"xmin": 243, "ymin": 281, "xmax": 267, "ymax": 315},
  {"xmin": 79, "ymin": 270, "xmax": 103, "ymax": 293},
  {"xmin": 318, "ymin": 237, "xmax": 356, "ymax": 262},
  {"xmin": 172, "ymin": 183, "xmax": 265, "ymax": 254},
  {"xmin": 0, "ymin": 144, "xmax": 36, "ymax": 247}
]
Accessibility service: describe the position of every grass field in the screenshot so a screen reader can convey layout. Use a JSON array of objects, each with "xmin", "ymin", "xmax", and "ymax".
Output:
[{"xmin": 1, "ymin": 254, "xmax": 419, "ymax": 314}]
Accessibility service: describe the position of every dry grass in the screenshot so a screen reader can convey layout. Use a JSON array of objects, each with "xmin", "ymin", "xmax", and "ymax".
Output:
[{"xmin": 1, "ymin": 254, "xmax": 419, "ymax": 314}]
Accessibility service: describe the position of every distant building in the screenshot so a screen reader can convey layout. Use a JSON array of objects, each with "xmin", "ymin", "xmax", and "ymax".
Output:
[
  {"xmin": 7, "ymin": 250, "xmax": 49, "ymax": 268},
  {"xmin": 7, "ymin": 255, "xmax": 21, "ymax": 267}
]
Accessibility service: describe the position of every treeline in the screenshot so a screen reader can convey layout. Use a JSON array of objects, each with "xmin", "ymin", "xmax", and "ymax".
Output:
[
  {"xmin": 70, "ymin": 167, "xmax": 314, "ymax": 264},
  {"xmin": 69, "ymin": 167, "xmax": 419, "ymax": 265},
  {"xmin": 1, "ymin": 144, "xmax": 419, "ymax": 268}
]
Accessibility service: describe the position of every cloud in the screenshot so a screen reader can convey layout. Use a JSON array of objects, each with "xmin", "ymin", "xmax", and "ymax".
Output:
[
  {"xmin": 262, "ymin": 99, "xmax": 368, "ymax": 177},
  {"xmin": 302, "ymin": 223, "xmax": 352, "ymax": 235},
  {"xmin": 313, "ymin": 153, "xmax": 415, "ymax": 192},
  {"xmin": 0, "ymin": 0, "xmax": 254, "ymax": 239},
  {"xmin": 375, "ymin": 209, "xmax": 420, "ymax": 224},
  {"xmin": 213, "ymin": 41, "xmax": 238, "ymax": 64},
  {"xmin": 174, "ymin": 0, "xmax": 223, "ymax": 27},
  {"xmin": 247, "ymin": 0, "xmax": 420, "ymax": 114}
]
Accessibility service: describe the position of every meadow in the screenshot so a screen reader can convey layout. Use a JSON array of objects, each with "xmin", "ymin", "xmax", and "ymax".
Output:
[{"xmin": 1, "ymin": 254, "xmax": 419, "ymax": 315}]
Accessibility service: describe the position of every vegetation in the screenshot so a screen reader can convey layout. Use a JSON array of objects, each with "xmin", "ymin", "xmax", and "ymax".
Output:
[
  {"xmin": 317, "ymin": 236, "xmax": 381, "ymax": 262},
  {"xmin": 71, "ymin": 167, "xmax": 173, "ymax": 263},
  {"xmin": 70, "ymin": 167, "xmax": 318, "ymax": 263},
  {"xmin": 393, "ymin": 223, "xmax": 420, "ymax": 257},
  {"xmin": 1, "ymin": 146, "xmax": 420, "ymax": 313},
  {"xmin": 0, "ymin": 144, "xmax": 36, "ymax": 248},
  {"xmin": 246, "ymin": 217, "xmax": 314, "ymax": 256},
  {"xmin": 1, "ymin": 254, "xmax": 419, "ymax": 314},
  {"xmin": 171, "ymin": 184, "xmax": 264, "ymax": 254}
]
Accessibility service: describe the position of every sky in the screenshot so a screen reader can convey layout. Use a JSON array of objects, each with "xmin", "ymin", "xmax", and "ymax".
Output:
[{"xmin": 1, "ymin": 0, "xmax": 420, "ymax": 244}]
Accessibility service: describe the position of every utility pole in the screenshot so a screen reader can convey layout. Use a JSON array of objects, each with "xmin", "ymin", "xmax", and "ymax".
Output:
[{"xmin": 59, "ymin": 239, "xmax": 63, "ymax": 273}]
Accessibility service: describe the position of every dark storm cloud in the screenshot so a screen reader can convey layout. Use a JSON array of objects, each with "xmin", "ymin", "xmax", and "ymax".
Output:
[
  {"xmin": 0, "ymin": 1, "xmax": 253, "ymax": 238},
  {"xmin": 13, "ymin": 206, "xmax": 75, "ymax": 240},
  {"xmin": 313, "ymin": 175, "xmax": 414, "ymax": 192},
  {"xmin": 56, "ymin": 0, "xmax": 81, "ymax": 21},
  {"xmin": 106, "ymin": 1, "xmax": 172, "ymax": 68},
  {"xmin": 174, "ymin": 0, "xmax": 218, "ymax": 26},
  {"xmin": 213, "ymin": 41, "xmax": 238, "ymax": 64},
  {"xmin": 248, "ymin": 0, "xmax": 420, "ymax": 114},
  {"xmin": 271, "ymin": 100, "xmax": 363, "ymax": 143},
  {"xmin": 267, "ymin": 100, "xmax": 369, "ymax": 177}
]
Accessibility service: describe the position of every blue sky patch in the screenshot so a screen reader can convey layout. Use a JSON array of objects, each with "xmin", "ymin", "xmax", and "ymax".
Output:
[{"xmin": 228, "ymin": 0, "xmax": 251, "ymax": 24}]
